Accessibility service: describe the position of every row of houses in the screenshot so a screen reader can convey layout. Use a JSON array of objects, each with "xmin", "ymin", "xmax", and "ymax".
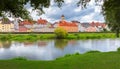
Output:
[{"xmin": 0, "ymin": 15, "xmax": 109, "ymax": 32}]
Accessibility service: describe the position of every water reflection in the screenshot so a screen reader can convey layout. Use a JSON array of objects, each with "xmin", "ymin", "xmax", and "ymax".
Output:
[
  {"xmin": 0, "ymin": 41, "xmax": 11, "ymax": 48},
  {"xmin": 0, "ymin": 39, "xmax": 120, "ymax": 60},
  {"xmin": 37, "ymin": 40, "xmax": 49, "ymax": 47},
  {"xmin": 55, "ymin": 39, "xmax": 68, "ymax": 49}
]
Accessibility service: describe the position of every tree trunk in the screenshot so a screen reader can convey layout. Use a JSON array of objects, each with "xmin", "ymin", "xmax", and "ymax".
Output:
[{"xmin": 116, "ymin": 29, "xmax": 119, "ymax": 38}]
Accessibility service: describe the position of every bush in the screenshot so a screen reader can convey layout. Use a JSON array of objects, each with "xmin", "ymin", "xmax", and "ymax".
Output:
[
  {"xmin": 54, "ymin": 27, "xmax": 68, "ymax": 39},
  {"xmin": 11, "ymin": 57, "xmax": 27, "ymax": 61}
]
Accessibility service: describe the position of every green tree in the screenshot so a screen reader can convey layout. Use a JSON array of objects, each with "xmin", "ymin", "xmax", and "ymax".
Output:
[
  {"xmin": 54, "ymin": 27, "xmax": 68, "ymax": 39},
  {"xmin": 0, "ymin": 0, "xmax": 64, "ymax": 19},
  {"xmin": 103, "ymin": 0, "xmax": 120, "ymax": 37}
]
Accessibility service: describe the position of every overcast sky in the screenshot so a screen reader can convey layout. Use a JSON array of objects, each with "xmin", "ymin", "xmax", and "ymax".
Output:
[{"xmin": 26, "ymin": 0, "xmax": 104, "ymax": 23}]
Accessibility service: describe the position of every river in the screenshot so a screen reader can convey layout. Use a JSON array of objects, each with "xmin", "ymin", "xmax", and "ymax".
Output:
[{"xmin": 0, "ymin": 39, "xmax": 120, "ymax": 60}]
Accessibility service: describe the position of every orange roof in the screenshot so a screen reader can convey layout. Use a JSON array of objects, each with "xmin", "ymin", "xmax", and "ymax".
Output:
[
  {"xmin": 37, "ymin": 18, "xmax": 48, "ymax": 24},
  {"xmin": 90, "ymin": 22, "xmax": 106, "ymax": 28},
  {"xmin": 20, "ymin": 20, "xmax": 33, "ymax": 25},
  {"xmin": 58, "ymin": 21, "xmax": 78, "ymax": 27}
]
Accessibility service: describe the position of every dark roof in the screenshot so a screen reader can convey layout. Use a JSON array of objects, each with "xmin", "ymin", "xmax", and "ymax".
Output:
[
  {"xmin": 61, "ymin": 15, "xmax": 65, "ymax": 17},
  {"xmin": 81, "ymin": 23, "xmax": 90, "ymax": 28},
  {"xmin": 71, "ymin": 21, "xmax": 80, "ymax": 23},
  {"xmin": 0, "ymin": 18, "xmax": 12, "ymax": 24}
]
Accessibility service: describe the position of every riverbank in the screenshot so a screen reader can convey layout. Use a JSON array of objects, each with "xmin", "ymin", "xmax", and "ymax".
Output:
[
  {"xmin": 0, "ymin": 32, "xmax": 118, "ymax": 41},
  {"xmin": 0, "ymin": 49, "xmax": 120, "ymax": 69}
]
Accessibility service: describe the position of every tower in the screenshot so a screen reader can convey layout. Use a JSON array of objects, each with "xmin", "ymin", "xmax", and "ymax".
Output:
[
  {"xmin": 61, "ymin": 15, "xmax": 65, "ymax": 21},
  {"xmin": 14, "ymin": 18, "xmax": 19, "ymax": 31}
]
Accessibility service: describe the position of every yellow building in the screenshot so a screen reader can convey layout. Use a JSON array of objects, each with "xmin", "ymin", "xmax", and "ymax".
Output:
[{"xmin": 0, "ymin": 19, "xmax": 14, "ymax": 32}]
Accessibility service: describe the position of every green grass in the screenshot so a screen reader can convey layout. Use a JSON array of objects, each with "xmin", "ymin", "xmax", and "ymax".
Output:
[
  {"xmin": 1, "ymin": 50, "xmax": 120, "ymax": 69},
  {"xmin": 0, "ymin": 33, "xmax": 118, "ymax": 41}
]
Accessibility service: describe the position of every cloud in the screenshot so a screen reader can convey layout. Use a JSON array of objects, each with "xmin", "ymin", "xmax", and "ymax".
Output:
[{"xmin": 28, "ymin": 0, "xmax": 104, "ymax": 23}]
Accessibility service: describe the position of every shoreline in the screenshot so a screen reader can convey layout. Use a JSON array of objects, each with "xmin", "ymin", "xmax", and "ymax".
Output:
[
  {"xmin": 0, "ymin": 33, "xmax": 118, "ymax": 41},
  {"xmin": 0, "ymin": 49, "xmax": 120, "ymax": 69}
]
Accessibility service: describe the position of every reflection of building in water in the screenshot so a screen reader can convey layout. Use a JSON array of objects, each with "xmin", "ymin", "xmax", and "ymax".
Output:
[
  {"xmin": 37, "ymin": 41, "xmax": 48, "ymax": 47},
  {"xmin": 68, "ymin": 40, "xmax": 77, "ymax": 45},
  {"xmin": 23, "ymin": 41, "xmax": 34, "ymax": 46}
]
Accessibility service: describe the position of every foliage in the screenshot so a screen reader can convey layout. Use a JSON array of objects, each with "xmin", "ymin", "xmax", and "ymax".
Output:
[
  {"xmin": 0, "ymin": 0, "xmax": 103, "ymax": 19},
  {"xmin": 0, "ymin": 0, "xmax": 64, "ymax": 19},
  {"xmin": 102, "ymin": 0, "xmax": 120, "ymax": 37},
  {"xmin": 54, "ymin": 27, "xmax": 68, "ymax": 39},
  {"xmin": 11, "ymin": 57, "xmax": 27, "ymax": 61},
  {"xmin": 0, "ymin": 33, "xmax": 118, "ymax": 41}
]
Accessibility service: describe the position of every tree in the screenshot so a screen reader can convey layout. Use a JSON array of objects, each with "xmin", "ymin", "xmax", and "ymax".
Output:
[
  {"xmin": 0, "ymin": 0, "xmax": 99, "ymax": 19},
  {"xmin": 0, "ymin": 0, "xmax": 64, "ymax": 19},
  {"xmin": 54, "ymin": 27, "xmax": 68, "ymax": 39},
  {"xmin": 102, "ymin": 0, "xmax": 120, "ymax": 37}
]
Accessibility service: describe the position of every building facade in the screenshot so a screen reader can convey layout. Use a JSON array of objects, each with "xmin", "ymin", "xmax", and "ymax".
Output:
[
  {"xmin": 0, "ymin": 19, "xmax": 14, "ymax": 32},
  {"xmin": 57, "ymin": 15, "xmax": 79, "ymax": 32}
]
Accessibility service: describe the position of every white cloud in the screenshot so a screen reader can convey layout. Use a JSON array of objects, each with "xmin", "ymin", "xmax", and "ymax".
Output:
[
  {"xmin": 74, "ymin": 6, "xmax": 81, "ymax": 12},
  {"xmin": 27, "ymin": 0, "xmax": 104, "ymax": 23}
]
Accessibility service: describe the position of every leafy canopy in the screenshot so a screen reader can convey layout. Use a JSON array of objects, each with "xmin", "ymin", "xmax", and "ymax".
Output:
[{"xmin": 0, "ymin": 0, "xmax": 102, "ymax": 19}]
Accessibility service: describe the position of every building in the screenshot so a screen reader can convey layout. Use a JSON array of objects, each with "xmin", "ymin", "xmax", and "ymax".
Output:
[
  {"xmin": 19, "ymin": 20, "xmax": 33, "ymax": 32},
  {"xmin": 0, "ymin": 18, "xmax": 14, "ymax": 32},
  {"xmin": 33, "ymin": 18, "xmax": 55, "ymax": 32},
  {"xmin": 14, "ymin": 18, "xmax": 20, "ymax": 32},
  {"xmin": 19, "ymin": 23, "xmax": 28, "ymax": 32},
  {"xmin": 81, "ymin": 23, "xmax": 97, "ymax": 32},
  {"xmin": 57, "ymin": 15, "xmax": 79, "ymax": 32},
  {"xmin": 90, "ymin": 22, "xmax": 107, "ymax": 32}
]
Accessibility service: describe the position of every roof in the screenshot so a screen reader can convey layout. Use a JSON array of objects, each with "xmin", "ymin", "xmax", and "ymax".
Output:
[
  {"xmin": 20, "ymin": 20, "xmax": 33, "ymax": 25},
  {"xmin": 59, "ymin": 21, "xmax": 78, "ymax": 27},
  {"xmin": 61, "ymin": 15, "xmax": 65, "ymax": 17},
  {"xmin": 0, "ymin": 18, "xmax": 13, "ymax": 24},
  {"xmin": 71, "ymin": 21, "xmax": 80, "ymax": 23},
  {"xmin": 37, "ymin": 18, "xmax": 48, "ymax": 24},
  {"xmin": 90, "ymin": 22, "xmax": 106, "ymax": 28},
  {"xmin": 81, "ymin": 23, "xmax": 90, "ymax": 28}
]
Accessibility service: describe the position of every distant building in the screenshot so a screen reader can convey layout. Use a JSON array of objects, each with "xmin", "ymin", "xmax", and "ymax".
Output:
[
  {"xmin": 14, "ymin": 18, "xmax": 20, "ymax": 32},
  {"xmin": 90, "ymin": 22, "xmax": 107, "ymax": 32},
  {"xmin": 19, "ymin": 20, "xmax": 33, "ymax": 32},
  {"xmin": 81, "ymin": 23, "xmax": 97, "ymax": 32},
  {"xmin": 57, "ymin": 15, "xmax": 79, "ymax": 32},
  {"xmin": 0, "ymin": 18, "xmax": 14, "ymax": 32},
  {"xmin": 19, "ymin": 23, "xmax": 28, "ymax": 32},
  {"xmin": 33, "ymin": 18, "xmax": 55, "ymax": 32}
]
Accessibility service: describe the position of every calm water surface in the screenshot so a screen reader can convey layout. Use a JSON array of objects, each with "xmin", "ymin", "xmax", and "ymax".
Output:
[{"xmin": 0, "ymin": 39, "xmax": 120, "ymax": 60}]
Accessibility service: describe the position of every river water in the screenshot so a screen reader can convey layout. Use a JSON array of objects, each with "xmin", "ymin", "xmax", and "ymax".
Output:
[{"xmin": 0, "ymin": 39, "xmax": 120, "ymax": 60}]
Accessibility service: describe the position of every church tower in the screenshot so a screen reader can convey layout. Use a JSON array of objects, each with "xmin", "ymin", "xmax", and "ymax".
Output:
[{"xmin": 61, "ymin": 15, "xmax": 65, "ymax": 21}]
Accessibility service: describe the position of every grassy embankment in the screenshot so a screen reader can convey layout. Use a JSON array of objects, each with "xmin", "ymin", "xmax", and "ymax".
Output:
[
  {"xmin": 0, "ymin": 32, "xmax": 118, "ymax": 41},
  {"xmin": 1, "ymin": 49, "xmax": 120, "ymax": 69}
]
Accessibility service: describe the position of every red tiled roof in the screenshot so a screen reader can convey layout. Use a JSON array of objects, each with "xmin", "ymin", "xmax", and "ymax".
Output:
[
  {"xmin": 37, "ymin": 18, "xmax": 48, "ymax": 24},
  {"xmin": 58, "ymin": 21, "xmax": 78, "ymax": 27},
  {"xmin": 90, "ymin": 22, "xmax": 106, "ymax": 28},
  {"xmin": 20, "ymin": 20, "xmax": 33, "ymax": 25}
]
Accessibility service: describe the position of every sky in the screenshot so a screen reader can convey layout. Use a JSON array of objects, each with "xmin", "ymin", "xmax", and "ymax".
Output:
[{"xmin": 26, "ymin": 0, "xmax": 105, "ymax": 23}]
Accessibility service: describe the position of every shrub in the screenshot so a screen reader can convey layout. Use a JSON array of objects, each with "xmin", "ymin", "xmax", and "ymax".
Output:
[
  {"xmin": 86, "ymin": 50, "xmax": 100, "ymax": 53},
  {"xmin": 54, "ymin": 27, "xmax": 68, "ymax": 39},
  {"xmin": 12, "ymin": 57, "xmax": 27, "ymax": 61}
]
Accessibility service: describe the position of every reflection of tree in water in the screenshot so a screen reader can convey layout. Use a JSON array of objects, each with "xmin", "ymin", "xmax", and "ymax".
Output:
[
  {"xmin": 55, "ymin": 39, "xmax": 68, "ymax": 49},
  {"xmin": 0, "ymin": 41, "xmax": 12, "ymax": 49}
]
